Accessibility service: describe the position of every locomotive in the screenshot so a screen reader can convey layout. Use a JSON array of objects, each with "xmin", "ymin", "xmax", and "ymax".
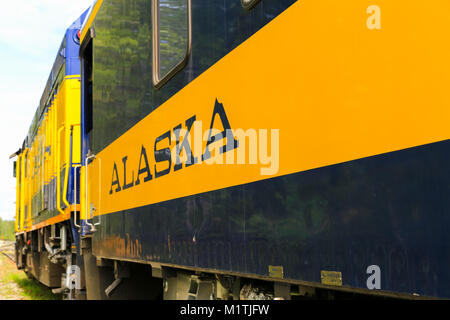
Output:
[{"xmin": 11, "ymin": 0, "xmax": 450, "ymax": 300}]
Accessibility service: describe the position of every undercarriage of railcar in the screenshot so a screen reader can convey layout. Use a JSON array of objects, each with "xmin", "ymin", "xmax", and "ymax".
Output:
[{"xmin": 16, "ymin": 226, "xmax": 414, "ymax": 301}]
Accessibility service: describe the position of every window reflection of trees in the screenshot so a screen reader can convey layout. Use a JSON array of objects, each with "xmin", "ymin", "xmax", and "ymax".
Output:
[{"xmin": 158, "ymin": 0, "xmax": 188, "ymax": 79}]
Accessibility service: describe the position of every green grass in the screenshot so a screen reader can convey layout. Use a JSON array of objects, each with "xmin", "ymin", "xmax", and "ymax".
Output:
[{"xmin": 7, "ymin": 273, "xmax": 62, "ymax": 300}]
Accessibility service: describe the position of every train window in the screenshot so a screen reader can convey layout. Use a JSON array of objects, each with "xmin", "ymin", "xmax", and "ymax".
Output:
[
  {"xmin": 241, "ymin": 0, "xmax": 261, "ymax": 10},
  {"xmin": 152, "ymin": 0, "xmax": 191, "ymax": 89}
]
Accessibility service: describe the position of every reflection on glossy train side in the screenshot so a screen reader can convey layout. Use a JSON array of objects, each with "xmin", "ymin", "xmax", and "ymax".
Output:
[
  {"xmin": 89, "ymin": 0, "xmax": 296, "ymax": 154},
  {"xmin": 94, "ymin": 140, "xmax": 450, "ymax": 297}
]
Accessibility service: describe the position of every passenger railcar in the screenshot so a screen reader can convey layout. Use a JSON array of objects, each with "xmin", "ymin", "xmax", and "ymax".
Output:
[{"xmin": 12, "ymin": 0, "xmax": 450, "ymax": 300}]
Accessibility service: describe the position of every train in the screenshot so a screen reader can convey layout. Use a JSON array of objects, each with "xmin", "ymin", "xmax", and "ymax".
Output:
[{"xmin": 10, "ymin": 0, "xmax": 450, "ymax": 300}]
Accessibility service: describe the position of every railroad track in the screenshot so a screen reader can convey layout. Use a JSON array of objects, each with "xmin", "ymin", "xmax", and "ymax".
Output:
[{"xmin": 0, "ymin": 240, "xmax": 15, "ymax": 262}]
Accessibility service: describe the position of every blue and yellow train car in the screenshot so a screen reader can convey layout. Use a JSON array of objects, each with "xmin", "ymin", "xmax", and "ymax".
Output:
[
  {"xmin": 12, "ymin": 0, "xmax": 450, "ymax": 300},
  {"xmin": 12, "ymin": 10, "xmax": 89, "ymax": 288}
]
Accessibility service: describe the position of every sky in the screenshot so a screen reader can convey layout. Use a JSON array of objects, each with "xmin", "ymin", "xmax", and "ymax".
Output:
[{"xmin": 0, "ymin": 0, "xmax": 94, "ymax": 220}]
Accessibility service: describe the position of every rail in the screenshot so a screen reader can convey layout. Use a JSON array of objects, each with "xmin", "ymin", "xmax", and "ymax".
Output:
[{"xmin": 0, "ymin": 240, "xmax": 15, "ymax": 262}]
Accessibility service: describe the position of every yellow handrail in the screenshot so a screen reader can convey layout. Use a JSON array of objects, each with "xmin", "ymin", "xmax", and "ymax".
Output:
[
  {"xmin": 15, "ymin": 154, "xmax": 21, "ymax": 232},
  {"xmin": 64, "ymin": 124, "xmax": 81, "ymax": 211},
  {"xmin": 62, "ymin": 155, "xmax": 70, "ymax": 210},
  {"xmin": 20, "ymin": 149, "xmax": 28, "ymax": 231},
  {"xmin": 56, "ymin": 125, "xmax": 65, "ymax": 215}
]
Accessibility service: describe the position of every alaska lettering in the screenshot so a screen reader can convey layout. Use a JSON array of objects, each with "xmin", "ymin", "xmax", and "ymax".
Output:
[{"xmin": 109, "ymin": 99, "xmax": 238, "ymax": 195}]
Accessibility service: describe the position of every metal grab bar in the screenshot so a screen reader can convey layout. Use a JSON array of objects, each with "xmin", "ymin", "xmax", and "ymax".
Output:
[
  {"xmin": 94, "ymin": 157, "xmax": 102, "ymax": 227},
  {"xmin": 56, "ymin": 125, "xmax": 65, "ymax": 215},
  {"xmin": 67, "ymin": 124, "xmax": 81, "ymax": 230},
  {"xmin": 84, "ymin": 153, "xmax": 97, "ymax": 231},
  {"xmin": 73, "ymin": 164, "xmax": 81, "ymax": 230},
  {"xmin": 62, "ymin": 142, "xmax": 71, "ymax": 210}
]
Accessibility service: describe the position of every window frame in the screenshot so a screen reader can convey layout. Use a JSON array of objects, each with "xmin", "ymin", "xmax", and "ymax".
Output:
[
  {"xmin": 241, "ymin": 0, "xmax": 261, "ymax": 10},
  {"xmin": 152, "ymin": 0, "xmax": 192, "ymax": 89}
]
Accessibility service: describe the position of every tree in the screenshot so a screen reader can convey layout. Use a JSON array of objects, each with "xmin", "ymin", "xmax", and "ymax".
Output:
[{"xmin": 0, "ymin": 217, "xmax": 15, "ymax": 241}]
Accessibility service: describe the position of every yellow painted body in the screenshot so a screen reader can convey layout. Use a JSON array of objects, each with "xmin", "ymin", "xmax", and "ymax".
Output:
[
  {"xmin": 19, "ymin": 149, "xmax": 28, "ymax": 231},
  {"xmin": 15, "ymin": 77, "xmax": 82, "ymax": 233},
  {"xmin": 14, "ymin": 155, "xmax": 20, "ymax": 232},
  {"xmin": 86, "ymin": 1, "xmax": 450, "ymax": 218}
]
